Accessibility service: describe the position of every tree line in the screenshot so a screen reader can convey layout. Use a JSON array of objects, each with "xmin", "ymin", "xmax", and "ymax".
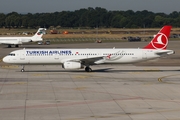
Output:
[{"xmin": 0, "ymin": 7, "xmax": 180, "ymax": 29}]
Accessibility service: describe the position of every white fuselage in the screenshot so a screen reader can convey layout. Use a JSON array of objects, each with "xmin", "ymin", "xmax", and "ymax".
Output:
[
  {"xmin": 3, "ymin": 48, "xmax": 172, "ymax": 65},
  {"xmin": 0, "ymin": 37, "xmax": 41, "ymax": 45}
]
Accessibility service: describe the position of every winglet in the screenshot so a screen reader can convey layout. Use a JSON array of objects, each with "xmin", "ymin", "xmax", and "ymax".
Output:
[{"xmin": 143, "ymin": 25, "xmax": 172, "ymax": 50}]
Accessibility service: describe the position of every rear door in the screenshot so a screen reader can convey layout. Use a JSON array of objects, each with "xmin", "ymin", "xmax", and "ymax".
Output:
[{"xmin": 142, "ymin": 50, "xmax": 147, "ymax": 59}]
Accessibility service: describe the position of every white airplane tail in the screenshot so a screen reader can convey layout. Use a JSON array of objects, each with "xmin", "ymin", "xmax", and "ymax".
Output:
[{"xmin": 31, "ymin": 28, "xmax": 46, "ymax": 41}]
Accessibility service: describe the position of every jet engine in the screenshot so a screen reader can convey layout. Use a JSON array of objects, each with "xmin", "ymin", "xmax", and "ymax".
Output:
[{"xmin": 62, "ymin": 62, "xmax": 84, "ymax": 69}]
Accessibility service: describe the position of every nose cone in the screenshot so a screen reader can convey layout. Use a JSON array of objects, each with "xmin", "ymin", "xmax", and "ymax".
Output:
[{"xmin": 3, "ymin": 56, "xmax": 9, "ymax": 63}]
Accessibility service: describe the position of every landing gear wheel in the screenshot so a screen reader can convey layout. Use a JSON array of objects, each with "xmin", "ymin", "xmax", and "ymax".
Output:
[
  {"xmin": 15, "ymin": 45, "xmax": 19, "ymax": 47},
  {"xmin": 8, "ymin": 45, "xmax": 11, "ymax": 48},
  {"xmin": 85, "ymin": 66, "xmax": 92, "ymax": 72},
  {"xmin": 21, "ymin": 65, "xmax": 25, "ymax": 72}
]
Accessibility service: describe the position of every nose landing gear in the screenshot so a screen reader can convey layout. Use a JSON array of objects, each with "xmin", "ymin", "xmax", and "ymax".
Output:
[{"xmin": 21, "ymin": 65, "xmax": 25, "ymax": 72}]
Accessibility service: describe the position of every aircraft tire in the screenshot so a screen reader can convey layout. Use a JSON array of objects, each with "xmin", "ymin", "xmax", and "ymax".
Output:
[
  {"xmin": 8, "ymin": 45, "xmax": 11, "ymax": 48},
  {"xmin": 85, "ymin": 67, "xmax": 92, "ymax": 72},
  {"xmin": 21, "ymin": 69, "xmax": 25, "ymax": 72}
]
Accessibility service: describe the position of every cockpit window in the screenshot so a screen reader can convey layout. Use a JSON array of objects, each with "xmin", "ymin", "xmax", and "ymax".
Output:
[{"xmin": 8, "ymin": 53, "xmax": 15, "ymax": 56}]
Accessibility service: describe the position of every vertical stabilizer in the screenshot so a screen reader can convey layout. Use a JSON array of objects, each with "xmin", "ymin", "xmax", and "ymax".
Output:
[
  {"xmin": 143, "ymin": 25, "xmax": 172, "ymax": 50},
  {"xmin": 31, "ymin": 28, "xmax": 46, "ymax": 41}
]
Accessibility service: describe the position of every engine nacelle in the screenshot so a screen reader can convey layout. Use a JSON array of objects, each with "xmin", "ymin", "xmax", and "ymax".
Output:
[{"xmin": 62, "ymin": 62, "xmax": 84, "ymax": 69}]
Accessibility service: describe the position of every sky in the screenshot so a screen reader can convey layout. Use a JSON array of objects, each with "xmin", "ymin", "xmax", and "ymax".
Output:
[{"xmin": 0, "ymin": 0, "xmax": 180, "ymax": 14}]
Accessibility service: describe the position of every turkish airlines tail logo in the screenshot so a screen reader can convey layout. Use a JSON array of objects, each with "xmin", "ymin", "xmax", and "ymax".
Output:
[{"xmin": 144, "ymin": 25, "xmax": 172, "ymax": 50}]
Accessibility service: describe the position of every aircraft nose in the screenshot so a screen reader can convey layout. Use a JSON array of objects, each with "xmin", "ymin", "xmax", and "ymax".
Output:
[{"xmin": 3, "ymin": 56, "xmax": 9, "ymax": 63}]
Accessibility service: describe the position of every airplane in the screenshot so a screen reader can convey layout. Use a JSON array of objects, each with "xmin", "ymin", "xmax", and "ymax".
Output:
[
  {"xmin": 0, "ymin": 28, "xmax": 46, "ymax": 48},
  {"xmin": 3, "ymin": 25, "xmax": 175, "ymax": 72}
]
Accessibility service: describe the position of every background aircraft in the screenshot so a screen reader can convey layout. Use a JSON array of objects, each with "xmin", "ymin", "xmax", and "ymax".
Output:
[
  {"xmin": 3, "ymin": 26, "xmax": 174, "ymax": 72},
  {"xmin": 0, "ymin": 28, "xmax": 46, "ymax": 48}
]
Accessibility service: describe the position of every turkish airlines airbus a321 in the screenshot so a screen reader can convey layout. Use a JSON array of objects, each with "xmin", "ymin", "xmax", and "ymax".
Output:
[
  {"xmin": 3, "ymin": 25, "xmax": 174, "ymax": 72},
  {"xmin": 0, "ymin": 28, "xmax": 46, "ymax": 48}
]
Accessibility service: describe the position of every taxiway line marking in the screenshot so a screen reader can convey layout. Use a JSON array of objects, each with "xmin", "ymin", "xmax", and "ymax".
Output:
[{"xmin": 158, "ymin": 74, "xmax": 180, "ymax": 83}]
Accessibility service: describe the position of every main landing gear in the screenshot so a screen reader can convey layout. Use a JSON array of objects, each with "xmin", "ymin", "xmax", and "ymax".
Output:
[
  {"xmin": 8, "ymin": 45, "xmax": 11, "ymax": 48},
  {"xmin": 85, "ymin": 66, "xmax": 92, "ymax": 72},
  {"xmin": 7, "ymin": 45, "xmax": 19, "ymax": 48}
]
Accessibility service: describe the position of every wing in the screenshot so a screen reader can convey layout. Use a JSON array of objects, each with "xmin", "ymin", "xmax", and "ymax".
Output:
[{"xmin": 62, "ymin": 56, "xmax": 105, "ymax": 65}]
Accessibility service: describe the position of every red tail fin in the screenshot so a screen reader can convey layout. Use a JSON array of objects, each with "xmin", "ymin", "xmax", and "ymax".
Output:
[{"xmin": 143, "ymin": 25, "xmax": 172, "ymax": 49}]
